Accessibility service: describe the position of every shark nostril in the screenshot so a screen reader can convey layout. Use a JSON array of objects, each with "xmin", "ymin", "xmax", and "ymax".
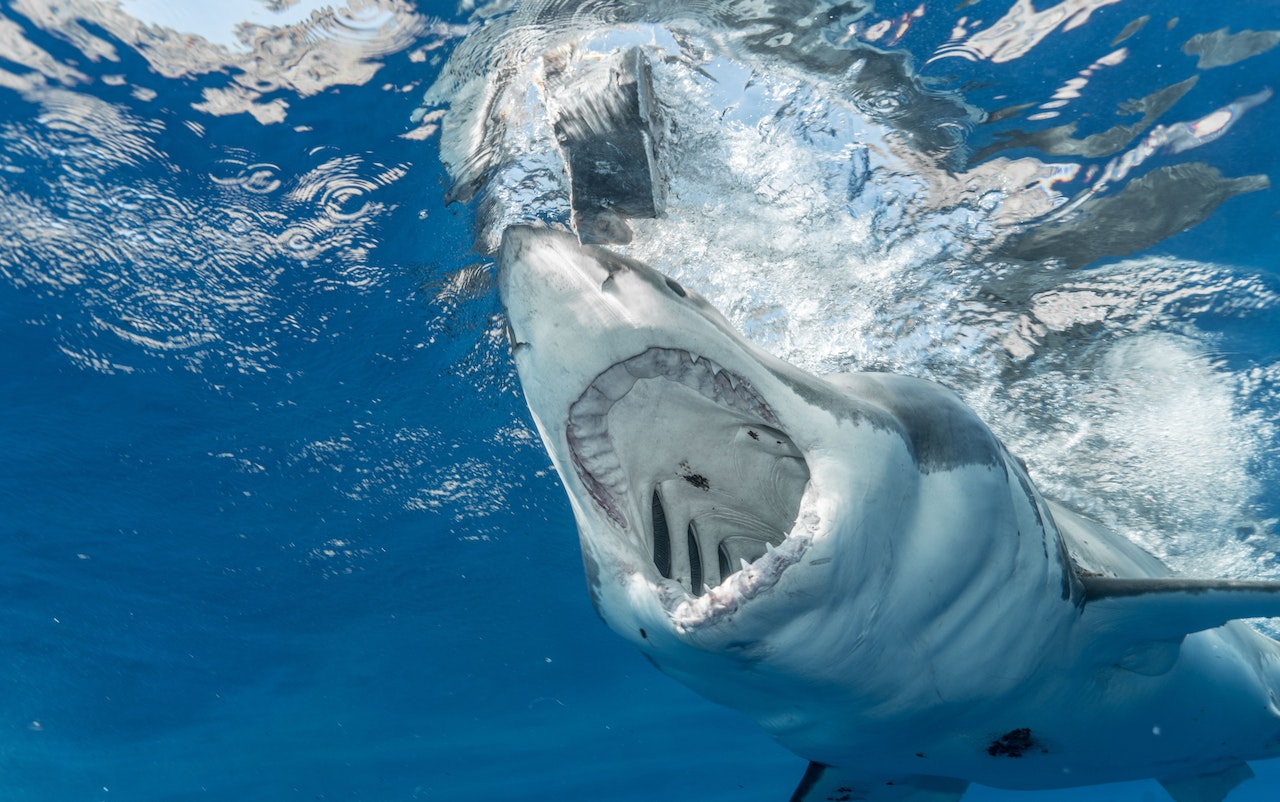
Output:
[{"xmin": 504, "ymin": 318, "xmax": 528, "ymax": 350}]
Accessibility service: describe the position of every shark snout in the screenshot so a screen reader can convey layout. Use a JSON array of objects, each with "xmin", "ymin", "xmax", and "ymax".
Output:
[
  {"xmin": 497, "ymin": 225, "xmax": 640, "ymax": 357},
  {"xmin": 498, "ymin": 226, "xmax": 571, "ymax": 350},
  {"xmin": 498, "ymin": 225, "xmax": 610, "ymax": 296}
]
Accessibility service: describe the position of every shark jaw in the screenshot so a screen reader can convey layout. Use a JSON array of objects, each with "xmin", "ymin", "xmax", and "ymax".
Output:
[
  {"xmin": 565, "ymin": 344, "xmax": 819, "ymax": 628},
  {"xmin": 566, "ymin": 346, "xmax": 778, "ymax": 528},
  {"xmin": 497, "ymin": 224, "xmax": 828, "ymax": 633}
]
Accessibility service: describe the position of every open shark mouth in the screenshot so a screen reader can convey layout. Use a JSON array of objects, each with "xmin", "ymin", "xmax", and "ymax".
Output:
[
  {"xmin": 566, "ymin": 346, "xmax": 816, "ymax": 626},
  {"xmin": 567, "ymin": 346, "xmax": 778, "ymax": 525}
]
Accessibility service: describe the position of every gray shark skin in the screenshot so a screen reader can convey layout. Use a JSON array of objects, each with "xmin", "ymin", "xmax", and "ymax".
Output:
[{"xmin": 497, "ymin": 224, "xmax": 1280, "ymax": 802}]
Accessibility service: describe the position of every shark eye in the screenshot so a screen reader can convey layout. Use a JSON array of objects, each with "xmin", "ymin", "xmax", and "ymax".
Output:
[{"xmin": 664, "ymin": 278, "xmax": 687, "ymax": 297}]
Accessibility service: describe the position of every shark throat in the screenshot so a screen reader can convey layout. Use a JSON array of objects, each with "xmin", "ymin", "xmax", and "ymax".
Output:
[{"xmin": 565, "ymin": 346, "xmax": 814, "ymax": 623}]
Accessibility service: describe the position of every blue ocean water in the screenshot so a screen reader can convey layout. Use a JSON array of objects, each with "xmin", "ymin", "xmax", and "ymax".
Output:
[{"xmin": 1, "ymin": 1, "xmax": 1278, "ymax": 801}]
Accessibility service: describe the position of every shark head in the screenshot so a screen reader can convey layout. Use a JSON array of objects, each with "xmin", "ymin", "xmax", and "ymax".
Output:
[
  {"xmin": 497, "ymin": 225, "xmax": 1076, "ymax": 739},
  {"xmin": 498, "ymin": 226, "xmax": 839, "ymax": 631}
]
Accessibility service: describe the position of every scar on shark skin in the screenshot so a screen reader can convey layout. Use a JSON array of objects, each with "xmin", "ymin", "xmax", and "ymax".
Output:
[
  {"xmin": 987, "ymin": 728, "xmax": 1042, "ymax": 758},
  {"xmin": 678, "ymin": 460, "xmax": 710, "ymax": 490},
  {"xmin": 683, "ymin": 473, "xmax": 710, "ymax": 490}
]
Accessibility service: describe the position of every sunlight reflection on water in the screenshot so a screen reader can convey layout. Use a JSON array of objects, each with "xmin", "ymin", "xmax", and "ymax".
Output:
[{"xmin": 0, "ymin": 0, "xmax": 467, "ymax": 375}]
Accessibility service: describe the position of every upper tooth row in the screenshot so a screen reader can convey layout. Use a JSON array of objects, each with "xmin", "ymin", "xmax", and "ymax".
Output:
[{"xmin": 617, "ymin": 348, "xmax": 772, "ymax": 422}]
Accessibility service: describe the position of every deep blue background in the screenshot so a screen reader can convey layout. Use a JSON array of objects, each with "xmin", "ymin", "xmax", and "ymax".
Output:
[{"xmin": 1, "ymin": 1, "xmax": 1278, "ymax": 800}]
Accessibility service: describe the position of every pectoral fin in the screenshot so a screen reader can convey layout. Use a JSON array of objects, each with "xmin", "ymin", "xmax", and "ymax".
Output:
[
  {"xmin": 790, "ymin": 762, "xmax": 968, "ymax": 802},
  {"xmin": 1159, "ymin": 762, "xmax": 1254, "ymax": 802},
  {"xmin": 1082, "ymin": 576, "xmax": 1280, "ymax": 640}
]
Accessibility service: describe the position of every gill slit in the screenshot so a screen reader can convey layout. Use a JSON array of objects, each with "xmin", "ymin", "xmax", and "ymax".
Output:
[{"xmin": 651, "ymin": 489, "xmax": 672, "ymax": 579}]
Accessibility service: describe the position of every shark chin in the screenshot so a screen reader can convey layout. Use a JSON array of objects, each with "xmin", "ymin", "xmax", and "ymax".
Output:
[{"xmin": 497, "ymin": 223, "xmax": 1280, "ymax": 802}]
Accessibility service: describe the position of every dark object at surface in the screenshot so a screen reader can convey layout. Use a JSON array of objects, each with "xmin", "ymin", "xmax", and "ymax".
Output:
[{"xmin": 545, "ymin": 46, "xmax": 664, "ymax": 244}]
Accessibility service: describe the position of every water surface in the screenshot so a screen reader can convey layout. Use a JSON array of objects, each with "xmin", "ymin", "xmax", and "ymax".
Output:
[{"xmin": 2, "ymin": 1, "xmax": 1279, "ymax": 800}]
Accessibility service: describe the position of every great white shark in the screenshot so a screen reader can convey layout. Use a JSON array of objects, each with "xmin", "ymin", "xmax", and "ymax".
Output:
[{"xmin": 496, "ymin": 224, "xmax": 1280, "ymax": 802}]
